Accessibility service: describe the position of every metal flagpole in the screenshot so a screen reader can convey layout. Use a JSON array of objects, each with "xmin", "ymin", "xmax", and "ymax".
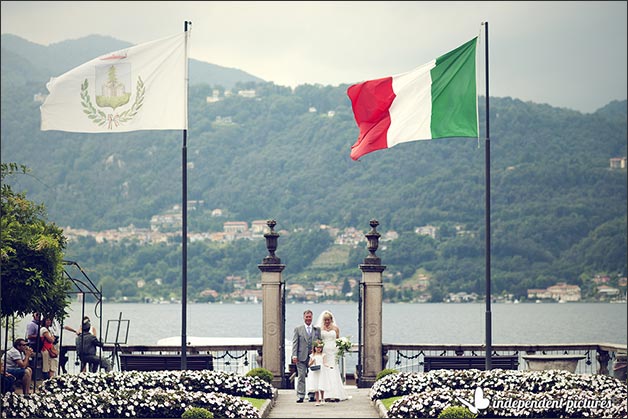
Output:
[
  {"xmin": 181, "ymin": 20, "xmax": 191, "ymax": 370},
  {"xmin": 483, "ymin": 21, "xmax": 492, "ymax": 370}
]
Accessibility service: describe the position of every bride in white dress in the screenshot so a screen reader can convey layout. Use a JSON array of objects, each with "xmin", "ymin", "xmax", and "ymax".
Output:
[{"xmin": 315, "ymin": 310, "xmax": 349, "ymax": 401}]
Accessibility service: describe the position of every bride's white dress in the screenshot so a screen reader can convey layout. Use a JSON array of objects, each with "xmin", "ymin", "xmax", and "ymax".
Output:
[{"xmin": 319, "ymin": 329, "xmax": 349, "ymax": 401}]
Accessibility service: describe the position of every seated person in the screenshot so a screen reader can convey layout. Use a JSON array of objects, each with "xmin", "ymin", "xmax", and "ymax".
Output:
[
  {"xmin": 75, "ymin": 322, "xmax": 111, "ymax": 372},
  {"xmin": 65, "ymin": 316, "xmax": 97, "ymax": 372},
  {"xmin": 4, "ymin": 339, "xmax": 33, "ymax": 394},
  {"xmin": 1, "ymin": 358, "xmax": 17, "ymax": 394}
]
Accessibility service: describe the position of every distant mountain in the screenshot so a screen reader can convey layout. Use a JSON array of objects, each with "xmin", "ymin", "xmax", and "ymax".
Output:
[
  {"xmin": 0, "ymin": 33, "xmax": 264, "ymax": 89},
  {"xmin": 0, "ymin": 46, "xmax": 49, "ymax": 86},
  {"xmin": 595, "ymin": 100, "xmax": 628, "ymax": 125}
]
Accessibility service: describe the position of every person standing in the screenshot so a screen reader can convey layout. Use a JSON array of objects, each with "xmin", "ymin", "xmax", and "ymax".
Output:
[
  {"xmin": 4, "ymin": 339, "xmax": 33, "ymax": 395},
  {"xmin": 39, "ymin": 316, "xmax": 59, "ymax": 379},
  {"xmin": 25, "ymin": 312, "xmax": 41, "ymax": 352},
  {"xmin": 291, "ymin": 309, "xmax": 321, "ymax": 403},
  {"xmin": 315, "ymin": 310, "xmax": 349, "ymax": 401},
  {"xmin": 306, "ymin": 340, "xmax": 331, "ymax": 406}
]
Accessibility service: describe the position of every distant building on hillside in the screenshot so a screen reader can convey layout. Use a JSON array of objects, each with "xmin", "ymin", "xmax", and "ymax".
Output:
[
  {"xmin": 527, "ymin": 288, "xmax": 550, "ymax": 299},
  {"xmin": 206, "ymin": 89, "xmax": 222, "ymax": 103},
  {"xmin": 455, "ymin": 224, "xmax": 476, "ymax": 238},
  {"xmin": 213, "ymin": 116, "xmax": 234, "ymax": 126},
  {"xmin": 528, "ymin": 282, "xmax": 581, "ymax": 302},
  {"xmin": 381, "ymin": 230, "xmax": 399, "ymax": 241},
  {"xmin": 187, "ymin": 200, "xmax": 204, "ymax": 210},
  {"xmin": 237, "ymin": 89, "xmax": 256, "ymax": 98},
  {"xmin": 200, "ymin": 289, "xmax": 219, "ymax": 299},
  {"xmin": 610, "ymin": 157, "xmax": 627, "ymax": 169},
  {"xmin": 334, "ymin": 227, "xmax": 365, "ymax": 245},
  {"xmin": 593, "ymin": 275, "xmax": 611, "ymax": 284},
  {"xmin": 415, "ymin": 225, "xmax": 438, "ymax": 239},
  {"xmin": 251, "ymin": 220, "xmax": 269, "ymax": 237},
  {"xmin": 446, "ymin": 292, "xmax": 478, "ymax": 303},
  {"xmin": 287, "ymin": 283, "xmax": 307, "ymax": 300},
  {"xmin": 225, "ymin": 275, "xmax": 247, "ymax": 290},
  {"xmin": 150, "ymin": 212, "xmax": 182, "ymax": 231},
  {"xmin": 223, "ymin": 221, "xmax": 249, "ymax": 241},
  {"xmin": 546, "ymin": 282, "xmax": 581, "ymax": 302},
  {"xmin": 596, "ymin": 285, "xmax": 620, "ymax": 300}
]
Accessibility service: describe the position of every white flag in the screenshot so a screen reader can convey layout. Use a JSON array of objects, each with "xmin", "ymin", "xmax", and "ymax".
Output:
[{"xmin": 41, "ymin": 32, "xmax": 188, "ymax": 133}]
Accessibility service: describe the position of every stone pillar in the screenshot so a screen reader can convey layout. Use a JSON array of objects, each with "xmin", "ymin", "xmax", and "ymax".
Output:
[
  {"xmin": 258, "ymin": 220, "xmax": 286, "ymax": 388},
  {"xmin": 358, "ymin": 220, "xmax": 386, "ymax": 388}
]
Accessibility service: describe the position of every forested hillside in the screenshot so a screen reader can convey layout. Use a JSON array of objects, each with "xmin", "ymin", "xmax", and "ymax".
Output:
[{"xmin": 1, "ymin": 35, "xmax": 626, "ymax": 302}]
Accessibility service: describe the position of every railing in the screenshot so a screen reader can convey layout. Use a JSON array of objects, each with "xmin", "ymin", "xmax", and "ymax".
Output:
[
  {"xmin": 55, "ymin": 344, "xmax": 263, "ymax": 376},
  {"xmin": 37, "ymin": 342, "xmax": 626, "ymax": 382},
  {"xmin": 382, "ymin": 343, "xmax": 627, "ymax": 376}
]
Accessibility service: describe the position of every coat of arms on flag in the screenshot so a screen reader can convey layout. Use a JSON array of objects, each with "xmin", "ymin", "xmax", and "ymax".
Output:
[
  {"xmin": 41, "ymin": 32, "xmax": 187, "ymax": 133},
  {"xmin": 80, "ymin": 58, "xmax": 145, "ymax": 129}
]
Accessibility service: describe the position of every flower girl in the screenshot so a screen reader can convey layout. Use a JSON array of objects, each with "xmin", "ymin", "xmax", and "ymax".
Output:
[{"xmin": 306, "ymin": 340, "xmax": 330, "ymax": 405}]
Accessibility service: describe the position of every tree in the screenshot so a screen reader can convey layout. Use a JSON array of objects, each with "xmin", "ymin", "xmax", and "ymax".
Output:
[
  {"xmin": 1, "ymin": 163, "xmax": 71, "ymax": 320},
  {"xmin": 341, "ymin": 278, "xmax": 351, "ymax": 295}
]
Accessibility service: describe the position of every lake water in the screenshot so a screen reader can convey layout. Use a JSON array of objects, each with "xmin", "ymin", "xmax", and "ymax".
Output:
[{"xmin": 5, "ymin": 301, "xmax": 626, "ymax": 346}]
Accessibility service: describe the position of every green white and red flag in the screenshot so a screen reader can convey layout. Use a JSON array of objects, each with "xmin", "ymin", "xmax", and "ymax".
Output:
[{"xmin": 347, "ymin": 37, "xmax": 479, "ymax": 160}]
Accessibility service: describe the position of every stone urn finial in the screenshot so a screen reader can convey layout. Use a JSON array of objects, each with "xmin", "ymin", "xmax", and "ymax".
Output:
[
  {"xmin": 262, "ymin": 220, "xmax": 281, "ymax": 264},
  {"xmin": 364, "ymin": 219, "xmax": 381, "ymax": 265}
]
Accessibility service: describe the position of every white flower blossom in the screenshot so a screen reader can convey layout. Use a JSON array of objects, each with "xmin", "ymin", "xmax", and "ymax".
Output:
[
  {"xmin": 335, "ymin": 336, "xmax": 352, "ymax": 360},
  {"xmin": 1, "ymin": 370, "xmax": 271, "ymax": 418},
  {"xmin": 372, "ymin": 369, "xmax": 627, "ymax": 418}
]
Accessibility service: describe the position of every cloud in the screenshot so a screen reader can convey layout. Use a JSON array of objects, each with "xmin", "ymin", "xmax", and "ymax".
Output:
[{"xmin": 2, "ymin": 1, "xmax": 626, "ymax": 113}]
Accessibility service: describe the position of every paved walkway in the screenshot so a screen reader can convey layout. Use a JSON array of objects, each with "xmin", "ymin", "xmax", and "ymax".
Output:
[{"xmin": 264, "ymin": 386, "xmax": 383, "ymax": 418}]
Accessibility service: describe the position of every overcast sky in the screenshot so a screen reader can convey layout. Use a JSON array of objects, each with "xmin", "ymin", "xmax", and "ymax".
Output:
[{"xmin": 2, "ymin": 1, "xmax": 626, "ymax": 113}]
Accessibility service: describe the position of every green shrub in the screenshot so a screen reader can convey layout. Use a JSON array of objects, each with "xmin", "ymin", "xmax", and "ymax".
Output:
[
  {"xmin": 245, "ymin": 367, "xmax": 274, "ymax": 384},
  {"xmin": 376, "ymin": 368, "xmax": 399, "ymax": 382},
  {"xmin": 181, "ymin": 406, "xmax": 214, "ymax": 419},
  {"xmin": 438, "ymin": 406, "xmax": 477, "ymax": 418}
]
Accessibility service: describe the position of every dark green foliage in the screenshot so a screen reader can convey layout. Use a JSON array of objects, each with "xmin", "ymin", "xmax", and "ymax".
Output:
[
  {"xmin": 376, "ymin": 368, "xmax": 399, "ymax": 382},
  {"xmin": 1, "ymin": 36, "xmax": 626, "ymax": 301},
  {"xmin": 438, "ymin": 406, "xmax": 477, "ymax": 418},
  {"xmin": 245, "ymin": 367, "xmax": 274, "ymax": 384},
  {"xmin": 181, "ymin": 407, "xmax": 214, "ymax": 419},
  {"xmin": 1, "ymin": 163, "xmax": 71, "ymax": 319}
]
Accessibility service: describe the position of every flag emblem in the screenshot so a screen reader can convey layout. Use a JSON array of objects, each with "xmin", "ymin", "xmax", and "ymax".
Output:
[{"xmin": 80, "ymin": 60, "xmax": 146, "ymax": 129}]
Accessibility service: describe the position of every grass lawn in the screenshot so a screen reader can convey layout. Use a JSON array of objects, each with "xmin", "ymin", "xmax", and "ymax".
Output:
[
  {"xmin": 241, "ymin": 396, "xmax": 267, "ymax": 411},
  {"xmin": 381, "ymin": 396, "xmax": 401, "ymax": 410}
]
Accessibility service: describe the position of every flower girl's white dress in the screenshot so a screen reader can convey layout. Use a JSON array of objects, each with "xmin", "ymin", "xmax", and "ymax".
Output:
[{"xmin": 306, "ymin": 352, "xmax": 326, "ymax": 394}]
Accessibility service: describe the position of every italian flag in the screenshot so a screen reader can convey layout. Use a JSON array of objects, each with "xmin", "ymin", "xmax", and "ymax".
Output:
[{"xmin": 347, "ymin": 37, "xmax": 479, "ymax": 161}]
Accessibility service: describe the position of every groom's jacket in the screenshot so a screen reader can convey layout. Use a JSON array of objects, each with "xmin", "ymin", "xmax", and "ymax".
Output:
[{"xmin": 292, "ymin": 324, "xmax": 321, "ymax": 362}]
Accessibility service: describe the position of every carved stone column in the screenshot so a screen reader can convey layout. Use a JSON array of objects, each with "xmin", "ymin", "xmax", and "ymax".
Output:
[
  {"xmin": 358, "ymin": 220, "xmax": 386, "ymax": 388},
  {"xmin": 258, "ymin": 220, "xmax": 286, "ymax": 388}
]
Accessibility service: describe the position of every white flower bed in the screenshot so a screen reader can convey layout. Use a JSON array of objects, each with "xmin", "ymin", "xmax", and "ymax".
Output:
[
  {"xmin": 1, "ymin": 370, "xmax": 272, "ymax": 418},
  {"xmin": 370, "ymin": 369, "xmax": 627, "ymax": 418}
]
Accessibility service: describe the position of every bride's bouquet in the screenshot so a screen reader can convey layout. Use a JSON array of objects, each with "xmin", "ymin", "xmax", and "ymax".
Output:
[{"xmin": 335, "ymin": 336, "xmax": 352, "ymax": 361}]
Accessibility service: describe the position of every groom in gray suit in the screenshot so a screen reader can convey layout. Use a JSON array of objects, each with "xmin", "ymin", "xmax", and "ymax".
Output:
[{"xmin": 291, "ymin": 309, "xmax": 321, "ymax": 403}]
